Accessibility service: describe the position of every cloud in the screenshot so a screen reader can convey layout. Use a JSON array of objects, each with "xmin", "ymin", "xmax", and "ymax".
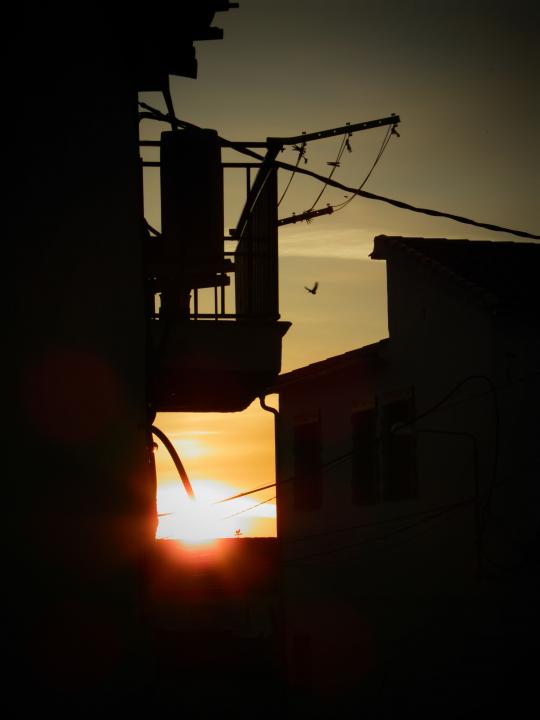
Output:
[{"xmin": 279, "ymin": 225, "xmax": 378, "ymax": 260}]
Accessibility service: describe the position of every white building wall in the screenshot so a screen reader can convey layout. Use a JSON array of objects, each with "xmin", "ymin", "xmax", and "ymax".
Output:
[{"xmin": 276, "ymin": 247, "xmax": 540, "ymax": 711}]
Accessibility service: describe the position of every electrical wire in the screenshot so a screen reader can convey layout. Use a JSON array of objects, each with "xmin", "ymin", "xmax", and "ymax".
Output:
[
  {"xmin": 280, "ymin": 122, "xmax": 392, "ymax": 223},
  {"xmin": 287, "ymin": 499, "xmax": 471, "ymax": 563},
  {"xmin": 212, "ymin": 448, "xmax": 356, "ymax": 505},
  {"xmin": 277, "ymin": 140, "xmax": 307, "ymax": 207},
  {"xmin": 151, "ymin": 425, "xmax": 195, "ymax": 499},
  {"xmin": 278, "ymin": 432, "xmax": 481, "ymax": 561},
  {"xmin": 139, "ymin": 102, "xmax": 199, "ymax": 130},
  {"xmin": 212, "ymin": 370, "xmax": 537, "ymax": 507},
  {"xmin": 141, "ymin": 105, "xmax": 536, "ymax": 568},
  {"xmin": 283, "ymin": 497, "xmax": 475, "ymax": 544},
  {"xmin": 221, "ymin": 495, "xmax": 276, "ymax": 520},
  {"xmin": 332, "ymin": 124, "xmax": 394, "ymax": 214},
  {"xmin": 280, "ymin": 374, "xmax": 504, "ymax": 557},
  {"xmin": 390, "ymin": 374, "xmax": 500, "ymax": 543},
  {"xmin": 214, "ymin": 482, "xmax": 277, "ymax": 504},
  {"xmin": 307, "ymin": 132, "xmax": 350, "ymax": 211},
  {"xmin": 138, "ymin": 103, "xmax": 540, "ymax": 240},
  {"xmin": 275, "ymin": 160, "xmax": 540, "ymax": 239},
  {"xmin": 140, "ymin": 105, "xmax": 536, "ymax": 559}
]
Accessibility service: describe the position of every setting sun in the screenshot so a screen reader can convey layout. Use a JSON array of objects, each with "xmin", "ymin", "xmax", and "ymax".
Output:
[
  {"xmin": 156, "ymin": 479, "xmax": 276, "ymax": 542},
  {"xmin": 153, "ymin": 401, "xmax": 278, "ymax": 540}
]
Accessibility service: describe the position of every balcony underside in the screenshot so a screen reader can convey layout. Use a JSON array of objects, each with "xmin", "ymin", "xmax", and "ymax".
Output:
[{"xmin": 150, "ymin": 319, "xmax": 290, "ymax": 412}]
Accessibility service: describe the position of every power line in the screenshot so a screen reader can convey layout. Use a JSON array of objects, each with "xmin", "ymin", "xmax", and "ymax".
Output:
[
  {"xmin": 280, "ymin": 430, "xmax": 480, "ymax": 554},
  {"xmin": 283, "ymin": 497, "xmax": 474, "ymax": 545},
  {"xmin": 280, "ymin": 375, "xmax": 505, "ymax": 556},
  {"xmin": 212, "ymin": 448, "xmax": 356, "ymax": 505},
  {"xmin": 307, "ymin": 132, "xmax": 350, "ymax": 211},
  {"xmin": 332, "ymin": 124, "xmax": 394, "ymax": 214},
  {"xmin": 287, "ymin": 499, "xmax": 471, "ymax": 563},
  {"xmin": 274, "ymin": 159, "xmax": 540, "ymax": 239},
  {"xmin": 211, "ymin": 370, "xmax": 538, "ymax": 506},
  {"xmin": 138, "ymin": 103, "xmax": 540, "ymax": 239},
  {"xmin": 213, "ymin": 482, "xmax": 277, "ymax": 505},
  {"xmin": 139, "ymin": 100, "xmax": 190, "ymax": 129},
  {"xmin": 221, "ymin": 495, "xmax": 276, "ymax": 520},
  {"xmin": 277, "ymin": 140, "xmax": 307, "ymax": 207}
]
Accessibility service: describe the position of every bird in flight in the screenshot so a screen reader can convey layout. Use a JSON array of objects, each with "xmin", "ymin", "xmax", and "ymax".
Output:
[{"xmin": 305, "ymin": 281, "xmax": 319, "ymax": 295}]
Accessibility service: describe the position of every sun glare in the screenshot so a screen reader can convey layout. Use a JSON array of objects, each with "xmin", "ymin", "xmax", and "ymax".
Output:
[
  {"xmin": 156, "ymin": 480, "xmax": 276, "ymax": 542},
  {"xmin": 170, "ymin": 436, "xmax": 209, "ymax": 460},
  {"xmin": 153, "ymin": 405, "xmax": 278, "ymax": 541}
]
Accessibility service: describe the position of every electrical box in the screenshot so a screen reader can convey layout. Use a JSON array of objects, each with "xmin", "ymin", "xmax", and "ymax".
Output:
[{"xmin": 160, "ymin": 128, "xmax": 225, "ymax": 288}]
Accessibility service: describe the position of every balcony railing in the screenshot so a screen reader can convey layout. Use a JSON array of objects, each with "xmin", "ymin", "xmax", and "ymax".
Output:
[{"xmin": 141, "ymin": 131, "xmax": 289, "ymax": 412}]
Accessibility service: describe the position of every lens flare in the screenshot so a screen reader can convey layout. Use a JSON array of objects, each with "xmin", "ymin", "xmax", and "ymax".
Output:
[{"xmin": 156, "ymin": 480, "xmax": 276, "ymax": 541}]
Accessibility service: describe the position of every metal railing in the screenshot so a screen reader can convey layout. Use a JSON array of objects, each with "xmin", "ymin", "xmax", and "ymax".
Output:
[{"xmin": 143, "ymin": 155, "xmax": 279, "ymax": 322}]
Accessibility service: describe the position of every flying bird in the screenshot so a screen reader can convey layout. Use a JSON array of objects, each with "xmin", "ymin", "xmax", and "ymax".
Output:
[{"xmin": 305, "ymin": 281, "xmax": 319, "ymax": 295}]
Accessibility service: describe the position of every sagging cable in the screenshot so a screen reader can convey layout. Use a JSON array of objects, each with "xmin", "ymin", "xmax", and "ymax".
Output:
[{"xmin": 151, "ymin": 425, "xmax": 195, "ymax": 499}]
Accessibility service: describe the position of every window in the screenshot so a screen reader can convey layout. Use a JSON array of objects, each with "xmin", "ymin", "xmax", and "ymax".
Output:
[
  {"xmin": 351, "ymin": 408, "xmax": 378, "ymax": 505},
  {"xmin": 293, "ymin": 420, "xmax": 322, "ymax": 510},
  {"xmin": 380, "ymin": 397, "xmax": 417, "ymax": 501}
]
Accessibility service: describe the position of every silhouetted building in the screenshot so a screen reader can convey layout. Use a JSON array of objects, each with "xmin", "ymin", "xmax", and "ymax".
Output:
[
  {"xmin": 8, "ymin": 3, "xmax": 292, "ymax": 712},
  {"xmin": 274, "ymin": 236, "xmax": 540, "ymax": 716}
]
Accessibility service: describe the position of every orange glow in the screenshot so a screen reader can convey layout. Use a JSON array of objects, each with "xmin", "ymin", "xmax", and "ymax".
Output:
[
  {"xmin": 170, "ymin": 436, "xmax": 210, "ymax": 460},
  {"xmin": 156, "ymin": 479, "xmax": 276, "ymax": 541},
  {"xmin": 154, "ymin": 401, "xmax": 278, "ymax": 539}
]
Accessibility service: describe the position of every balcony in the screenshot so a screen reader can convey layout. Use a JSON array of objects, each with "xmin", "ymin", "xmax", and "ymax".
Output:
[
  {"xmin": 143, "ymin": 128, "xmax": 290, "ymax": 412},
  {"xmin": 150, "ymin": 318, "xmax": 289, "ymax": 412}
]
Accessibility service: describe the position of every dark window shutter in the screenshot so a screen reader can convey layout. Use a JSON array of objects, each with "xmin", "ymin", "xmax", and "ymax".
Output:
[
  {"xmin": 351, "ymin": 408, "xmax": 378, "ymax": 505},
  {"xmin": 381, "ymin": 398, "xmax": 417, "ymax": 501}
]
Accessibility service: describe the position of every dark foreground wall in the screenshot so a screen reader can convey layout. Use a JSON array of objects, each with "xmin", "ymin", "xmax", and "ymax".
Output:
[{"xmin": 8, "ymin": 12, "xmax": 156, "ymax": 710}]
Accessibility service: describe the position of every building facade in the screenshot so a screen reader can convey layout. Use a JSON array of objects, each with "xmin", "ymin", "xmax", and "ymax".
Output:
[{"xmin": 274, "ymin": 236, "xmax": 540, "ymax": 715}]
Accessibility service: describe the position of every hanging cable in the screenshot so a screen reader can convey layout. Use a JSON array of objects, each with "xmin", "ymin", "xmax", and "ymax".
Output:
[
  {"xmin": 221, "ymin": 495, "xmax": 277, "ymax": 520},
  {"xmin": 307, "ymin": 130, "xmax": 351, "ymax": 211},
  {"xmin": 288, "ymin": 500, "xmax": 472, "ymax": 563},
  {"xmin": 277, "ymin": 138, "xmax": 307, "ymax": 207},
  {"xmin": 138, "ymin": 103, "xmax": 540, "ymax": 242},
  {"xmin": 151, "ymin": 425, "xmax": 195, "ymax": 499},
  {"xmin": 280, "ymin": 124, "xmax": 393, "ymax": 224},
  {"xmin": 332, "ymin": 123, "xmax": 394, "ymax": 214},
  {"xmin": 214, "ymin": 482, "xmax": 277, "ymax": 504},
  {"xmin": 213, "ymin": 370, "xmax": 535, "ymax": 507},
  {"xmin": 274, "ymin": 159, "xmax": 540, "ymax": 239},
  {"xmin": 139, "ymin": 101, "xmax": 199, "ymax": 130},
  {"xmin": 284, "ymin": 497, "xmax": 475, "ymax": 545}
]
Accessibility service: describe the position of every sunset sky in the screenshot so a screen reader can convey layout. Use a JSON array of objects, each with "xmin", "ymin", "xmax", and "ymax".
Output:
[{"xmin": 140, "ymin": 0, "xmax": 540, "ymax": 539}]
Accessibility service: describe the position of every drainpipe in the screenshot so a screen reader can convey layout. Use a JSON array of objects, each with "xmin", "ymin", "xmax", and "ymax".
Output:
[
  {"xmin": 260, "ymin": 393, "xmax": 287, "ymax": 685},
  {"xmin": 260, "ymin": 392, "xmax": 282, "ymax": 531},
  {"xmin": 259, "ymin": 394, "xmax": 280, "ymax": 419}
]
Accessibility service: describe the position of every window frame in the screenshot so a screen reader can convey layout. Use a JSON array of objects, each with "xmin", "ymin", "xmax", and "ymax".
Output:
[
  {"xmin": 351, "ymin": 404, "xmax": 379, "ymax": 506},
  {"xmin": 349, "ymin": 389, "xmax": 417, "ymax": 506}
]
